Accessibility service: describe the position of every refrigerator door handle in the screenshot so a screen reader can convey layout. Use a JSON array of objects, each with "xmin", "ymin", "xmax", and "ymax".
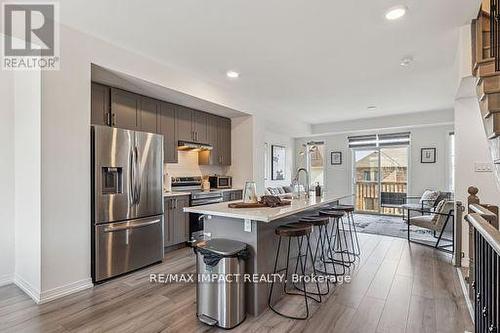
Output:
[
  {"xmin": 133, "ymin": 146, "xmax": 141, "ymax": 204},
  {"xmin": 129, "ymin": 146, "xmax": 136, "ymax": 205},
  {"xmin": 103, "ymin": 219, "xmax": 161, "ymax": 232}
]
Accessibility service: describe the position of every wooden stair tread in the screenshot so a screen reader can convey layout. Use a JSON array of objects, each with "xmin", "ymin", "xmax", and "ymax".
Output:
[
  {"xmin": 477, "ymin": 57, "xmax": 495, "ymax": 64},
  {"xmin": 479, "ymin": 71, "xmax": 500, "ymax": 78}
]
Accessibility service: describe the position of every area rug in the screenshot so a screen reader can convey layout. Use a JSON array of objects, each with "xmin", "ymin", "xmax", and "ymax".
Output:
[{"xmin": 352, "ymin": 213, "xmax": 452, "ymax": 245}]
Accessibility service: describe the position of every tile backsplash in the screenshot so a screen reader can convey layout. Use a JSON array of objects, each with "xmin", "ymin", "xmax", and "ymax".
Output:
[{"xmin": 165, "ymin": 151, "xmax": 229, "ymax": 177}]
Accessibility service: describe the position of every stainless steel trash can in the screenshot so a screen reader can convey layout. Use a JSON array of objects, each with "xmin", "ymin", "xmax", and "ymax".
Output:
[{"xmin": 195, "ymin": 238, "xmax": 248, "ymax": 329}]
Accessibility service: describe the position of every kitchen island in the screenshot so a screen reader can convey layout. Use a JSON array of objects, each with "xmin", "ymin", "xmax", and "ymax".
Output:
[{"xmin": 184, "ymin": 193, "xmax": 352, "ymax": 316}]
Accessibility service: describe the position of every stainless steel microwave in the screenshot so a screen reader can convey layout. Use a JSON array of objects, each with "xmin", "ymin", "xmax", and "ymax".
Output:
[{"xmin": 208, "ymin": 176, "xmax": 232, "ymax": 189}]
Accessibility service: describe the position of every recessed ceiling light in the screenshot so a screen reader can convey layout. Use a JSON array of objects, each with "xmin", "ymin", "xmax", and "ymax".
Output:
[
  {"xmin": 226, "ymin": 70, "xmax": 240, "ymax": 78},
  {"xmin": 367, "ymin": 106, "xmax": 377, "ymax": 111},
  {"xmin": 400, "ymin": 56, "xmax": 414, "ymax": 67},
  {"xmin": 385, "ymin": 5, "xmax": 407, "ymax": 20}
]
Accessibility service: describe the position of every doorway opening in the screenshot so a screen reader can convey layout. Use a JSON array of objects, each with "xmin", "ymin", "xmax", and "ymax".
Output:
[{"xmin": 350, "ymin": 133, "xmax": 410, "ymax": 216}]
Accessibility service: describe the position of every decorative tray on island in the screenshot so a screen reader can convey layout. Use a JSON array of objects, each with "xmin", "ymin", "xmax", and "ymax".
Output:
[{"xmin": 228, "ymin": 196, "xmax": 292, "ymax": 209}]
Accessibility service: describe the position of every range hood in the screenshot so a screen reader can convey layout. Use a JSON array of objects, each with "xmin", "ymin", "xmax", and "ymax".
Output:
[{"xmin": 177, "ymin": 140, "xmax": 213, "ymax": 151}]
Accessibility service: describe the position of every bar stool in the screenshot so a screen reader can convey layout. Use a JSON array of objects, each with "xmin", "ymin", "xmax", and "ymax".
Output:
[
  {"xmin": 318, "ymin": 209, "xmax": 353, "ymax": 268},
  {"xmin": 268, "ymin": 222, "xmax": 321, "ymax": 320},
  {"xmin": 329, "ymin": 205, "xmax": 360, "ymax": 257},
  {"xmin": 292, "ymin": 216, "xmax": 338, "ymax": 296}
]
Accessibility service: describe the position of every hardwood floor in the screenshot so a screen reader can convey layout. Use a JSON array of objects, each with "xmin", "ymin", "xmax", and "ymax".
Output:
[{"xmin": 0, "ymin": 233, "xmax": 473, "ymax": 333}]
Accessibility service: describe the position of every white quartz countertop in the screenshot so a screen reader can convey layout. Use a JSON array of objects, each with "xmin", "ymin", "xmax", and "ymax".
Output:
[
  {"xmin": 163, "ymin": 192, "xmax": 191, "ymax": 198},
  {"xmin": 184, "ymin": 193, "xmax": 352, "ymax": 222}
]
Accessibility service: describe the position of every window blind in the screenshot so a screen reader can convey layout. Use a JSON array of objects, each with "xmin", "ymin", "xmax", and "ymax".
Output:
[{"xmin": 348, "ymin": 132, "xmax": 410, "ymax": 148}]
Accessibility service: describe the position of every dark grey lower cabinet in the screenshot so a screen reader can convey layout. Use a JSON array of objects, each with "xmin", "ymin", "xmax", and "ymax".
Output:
[
  {"xmin": 164, "ymin": 195, "xmax": 190, "ymax": 247},
  {"xmin": 222, "ymin": 190, "xmax": 243, "ymax": 202}
]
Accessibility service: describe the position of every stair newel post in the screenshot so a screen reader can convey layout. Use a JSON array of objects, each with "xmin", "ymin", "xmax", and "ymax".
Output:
[
  {"xmin": 467, "ymin": 186, "xmax": 481, "ymax": 214},
  {"xmin": 467, "ymin": 186, "xmax": 480, "ymax": 304}
]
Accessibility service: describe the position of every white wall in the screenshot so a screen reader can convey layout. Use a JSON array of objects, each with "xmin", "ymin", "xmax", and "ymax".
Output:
[
  {"xmin": 229, "ymin": 115, "xmax": 255, "ymax": 190},
  {"xmin": 263, "ymin": 130, "xmax": 295, "ymax": 189},
  {"xmin": 14, "ymin": 70, "xmax": 42, "ymax": 300},
  {"xmin": 455, "ymin": 87, "xmax": 500, "ymax": 265},
  {"xmin": 295, "ymin": 124, "xmax": 454, "ymax": 201},
  {"xmin": 0, "ymin": 68, "xmax": 15, "ymax": 287}
]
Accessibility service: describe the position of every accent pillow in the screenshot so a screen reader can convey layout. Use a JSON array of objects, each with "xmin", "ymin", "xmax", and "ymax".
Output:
[
  {"xmin": 420, "ymin": 190, "xmax": 440, "ymax": 206},
  {"xmin": 282, "ymin": 186, "xmax": 293, "ymax": 193},
  {"xmin": 431, "ymin": 200, "xmax": 446, "ymax": 223},
  {"xmin": 276, "ymin": 187, "xmax": 285, "ymax": 194}
]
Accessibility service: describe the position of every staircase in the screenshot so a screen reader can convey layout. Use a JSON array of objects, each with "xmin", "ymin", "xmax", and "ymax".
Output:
[{"xmin": 472, "ymin": 7, "xmax": 500, "ymax": 180}]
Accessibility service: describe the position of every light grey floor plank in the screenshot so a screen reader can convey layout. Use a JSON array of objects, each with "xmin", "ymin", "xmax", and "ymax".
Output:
[{"xmin": 0, "ymin": 233, "xmax": 473, "ymax": 333}]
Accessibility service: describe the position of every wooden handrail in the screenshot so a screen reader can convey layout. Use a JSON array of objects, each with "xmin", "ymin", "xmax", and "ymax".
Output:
[
  {"xmin": 469, "ymin": 203, "xmax": 498, "ymax": 224},
  {"xmin": 466, "ymin": 213, "xmax": 500, "ymax": 255}
]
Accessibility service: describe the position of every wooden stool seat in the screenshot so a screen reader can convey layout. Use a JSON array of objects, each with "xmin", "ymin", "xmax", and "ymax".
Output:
[
  {"xmin": 319, "ymin": 210, "xmax": 345, "ymax": 218},
  {"xmin": 275, "ymin": 223, "xmax": 313, "ymax": 237},
  {"xmin": 299, "ymin": 216, "xmax": 330, "ymax": 226}
]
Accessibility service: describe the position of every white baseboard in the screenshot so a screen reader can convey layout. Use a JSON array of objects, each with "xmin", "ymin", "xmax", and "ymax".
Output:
[
  {"xmin": 14, "ymin": 274, "xmax": 41, "ymax": 303},
  {"xmin": 39, "ymin": 278, "xmax": 93, "ymax": 304},
  {"xmin": 456, "ymin": 268, "xmax": 474, "ymax": 324},
  {"xmin": 0, "ymin": 274, "xmax": 14, "ymax": 287}
]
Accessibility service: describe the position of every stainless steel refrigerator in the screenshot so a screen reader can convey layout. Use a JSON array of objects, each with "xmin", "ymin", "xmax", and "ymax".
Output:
[{"xmin": 91, "ymin": 125, "xmax": 164, "ymax": 283}]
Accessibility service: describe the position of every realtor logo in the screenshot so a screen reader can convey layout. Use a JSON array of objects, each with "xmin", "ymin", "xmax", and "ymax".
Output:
[{"xmin": 2, "ymin": 3, "xmax": 59, "ymax": 70}]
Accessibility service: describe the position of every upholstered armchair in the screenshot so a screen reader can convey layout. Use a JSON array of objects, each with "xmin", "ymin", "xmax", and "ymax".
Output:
[
  {"xmin": 406, "ymin": 200, "xmax": 454, "ymax": 253},
  {"xmin": 400, "ymin": 190, "xmax": 452, "ymax": 220}
]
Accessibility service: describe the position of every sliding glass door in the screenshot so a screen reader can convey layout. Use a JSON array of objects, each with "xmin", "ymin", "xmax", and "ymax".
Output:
[
  {"xmin": 353, "ymin": 146, "xmax": 408, "ymax": 215},
  {"xmin": 354, "ymin": 150, "xmax": 380, "ymax": 213}
]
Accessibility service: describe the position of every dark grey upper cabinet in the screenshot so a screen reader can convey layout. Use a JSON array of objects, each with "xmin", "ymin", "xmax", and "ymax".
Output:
[
  {"xmin": 199, "ymin": 114, "xmax": 218, "ymax": 165},
  {"xmin": 192, "ymin": 110, "xmax": 208, "ymax": 144},
  {"xmin": 218, "ymin": 117, "xmax": 232, "ymax": 165},
  {"xmin": 98, "ymin": 84, "xmax": 230, "ymax": 165},
  {"xmin": 199, "ymin": 115, "xmax": 231, "ymax": 166},
  {"xmin": 176, "ymin": 106, "xmax": 194, "ymax": 142},
  {"xmin": 91, "ymin": 83, "xmax": 110, "ymax": 126},
  {"xmin": 110, "ymin": 88, "xmax": 140, "ymax": 130},
  {"xmin": 139, "ymin": 96, "xmax": 159, "ymax": 133},
  {"xmin": 158, "ymin": 102, "xmax": 178, "ymax": 163}
]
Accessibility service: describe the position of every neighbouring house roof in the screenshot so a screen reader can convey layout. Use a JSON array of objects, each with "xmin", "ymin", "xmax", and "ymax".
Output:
[{"xmin": 355, "ymin": 150, "xmax": 408, "ymax": 169}]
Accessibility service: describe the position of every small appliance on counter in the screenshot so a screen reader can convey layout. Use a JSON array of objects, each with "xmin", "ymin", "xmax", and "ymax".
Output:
[
  {"xmin": 201, "ymin": 176, "xmax": 211, "ymax": 191},
  {"xmin": 208, "ymin": 175, "xmax": 232, "ymax": 189}
]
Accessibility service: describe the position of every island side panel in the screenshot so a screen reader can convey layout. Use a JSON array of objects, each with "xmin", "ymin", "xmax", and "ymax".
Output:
[{"xmin": 203, "ymin": 200, "xmax": 340, "ymax": 316}]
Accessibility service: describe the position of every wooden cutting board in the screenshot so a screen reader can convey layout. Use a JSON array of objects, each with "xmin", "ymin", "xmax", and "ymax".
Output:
[{"xmin": 228, "ymin": 200, "xmax": 291, "ymax": 208}]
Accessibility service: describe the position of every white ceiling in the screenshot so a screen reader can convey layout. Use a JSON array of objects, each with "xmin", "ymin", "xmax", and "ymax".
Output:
[{"xmin": 61, "ymin": 0, "xmax": 480, "ymax": 125}]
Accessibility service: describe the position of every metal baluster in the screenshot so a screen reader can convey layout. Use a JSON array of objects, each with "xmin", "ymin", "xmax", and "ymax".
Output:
[{"xmin": 476, "ymin": 230, "xmax": 480, "ymax": 332}]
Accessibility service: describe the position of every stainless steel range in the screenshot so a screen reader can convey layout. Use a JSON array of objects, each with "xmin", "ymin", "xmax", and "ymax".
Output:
[{"xmin": 171, "ymin": 176, "xmax": 224, "ymax": 241}]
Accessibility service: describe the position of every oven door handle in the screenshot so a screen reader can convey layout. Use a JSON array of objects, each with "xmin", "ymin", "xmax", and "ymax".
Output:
[
  {"xmin": 103, "ymin": 219, "xmax": 161, "ymax": 233},
  {"xmin": 191, "ymin": 198, "xmax": 223, "ymax": 206}
]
